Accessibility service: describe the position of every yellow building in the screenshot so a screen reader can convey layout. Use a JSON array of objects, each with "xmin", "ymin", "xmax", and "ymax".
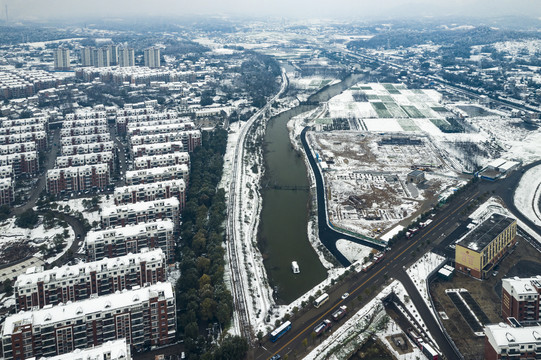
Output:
[{"xmin": 455, "ymin": 213, "xmax": 516, "ymax": 279}]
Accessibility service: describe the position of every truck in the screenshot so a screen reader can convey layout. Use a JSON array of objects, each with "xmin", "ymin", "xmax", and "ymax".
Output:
[
  {"xmin": 374, "ymin": 251, "xmax": 385, "ymax": 263},
  {"xmin": 419, "ymin": 219, "xmax": 433, "ymax": 228},
  {"xmin": 314, "ymin": 319, "xmax": 332, "ymax": 336},
  {"xmin": 331, "ymin": 306, "xmax": 347, "ymax": 321}
]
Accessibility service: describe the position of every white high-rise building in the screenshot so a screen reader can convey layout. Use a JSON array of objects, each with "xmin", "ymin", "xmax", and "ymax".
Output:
[
  {"xmin": 53, "ymin": 48, "xmax": 70, "ymax": 70},
  {"xmin": 118, "ymin": 47, "xmax": 135, "ymax": 67},
  {"xmin": 144, "ymin": 47, "xmax": 161, "ymax": 68}
]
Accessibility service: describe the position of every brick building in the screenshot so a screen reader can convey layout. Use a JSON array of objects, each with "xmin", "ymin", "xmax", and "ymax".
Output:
[
  {"xmin": 85, "ymin": 220, "xmax": 175, "ymax": 263},
  {"xmin": 125, "ymin": 165, "xmax": 189, "ymax": 186},
  {"xmin": 114, "ymin": 179, "xmax": 186, "ymax": 210},
  {"xmin": 14, "ymin": 248, "xmax": 165, "ymax": 311},
  {"xmin": 484, "ymin": 323, "xmax": 541, "ymax": 360},
  {"xmin": 0, "ymin": 178, "xmax": 14, "ymax": 206},
  {"xmin": 134, "ymin": 152, "xmax": 189, "ymax": 170},
  {"xmin": 502, "ymin": 276, "xmax": 541, "ymax": 322},
  {"xmin": 0, "ymin": 132, "xmax": 47, "ymax": 150},
  {"xmin": 100, "ymin": 198, "xmax": 180, "ymax": 230},
  {"xmin": 42, "ymin": 339, "xmax": 131, "ymax": 360},
  {"xmin": 1, "ymin": 282, "xmax": 175, "ymax": 359},
  {"xmin": 0, "ymin": 152, "xmax": 38, "ymax": 177},
  {"xmin": 61, "ymin": 141, "xmax": 114, "ymax": 156},
  {"xmin": 46, "ymin": 163, "xmax": 109, "ymax": 195}
]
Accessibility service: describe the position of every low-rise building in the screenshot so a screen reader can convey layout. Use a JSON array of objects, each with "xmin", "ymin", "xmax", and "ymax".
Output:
[
  {"xmin": 1, "ymin": 282, "xmax": 176, "ymax": 359},
  {"xmin": 114, "ymin": 179, "xmax": 186, "ymax": 210},
  {"xmin": 86, "ymin": 220, "xmax": 175, "ymax": 262},
  {"xmin": 455, "ymin": 213, "xmax": 517, "ymax": 279},
  {"xmin": 484, "ymin": 323, "xmax": 541, "ymax": 360},
  {"xmin": 15, "ymin": 248, "xmax": 165, "ymax": 311},
  {"xmin": 100, "ymin": 198, "xmax": 180, "ymax": 230}
]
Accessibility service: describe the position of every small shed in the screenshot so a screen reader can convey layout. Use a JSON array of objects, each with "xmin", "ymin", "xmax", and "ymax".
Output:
[{"xmin": 407, "ymin": 170, "xmax": 425, "ymax": 184}]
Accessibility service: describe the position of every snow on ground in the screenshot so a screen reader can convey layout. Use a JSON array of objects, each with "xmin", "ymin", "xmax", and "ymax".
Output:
[
  {"xmin": 305, "ymin": 280, "xmax": 432, "ymax": 360},
  {"xmin": 336, "ymin": 239, "xmax": 373, "ymax": 264},
  {"xmin": 0, "ymin": 217, "xmax": 74, "ymax": 264},
  {"xmin": 514, "ymin": 165, "xmax": 541, "ymax": 226},
  {"xmin": 56, "ymin": 195, "xmax": 116, "ymax": 226},
  {"xmin": 406, "ymin": 252, "xmax": 446, "ymax": 318}
]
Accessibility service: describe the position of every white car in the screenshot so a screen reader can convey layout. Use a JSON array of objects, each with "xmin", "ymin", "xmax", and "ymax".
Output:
[{"xmin": 341, "ymin": 292, "xmax": 349, "ymax": 300}]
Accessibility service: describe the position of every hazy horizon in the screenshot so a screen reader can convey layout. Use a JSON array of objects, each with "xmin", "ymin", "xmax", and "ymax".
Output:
[{"xmin": 2, "ymin": 0, "xmax": 541, "ymax": 23}]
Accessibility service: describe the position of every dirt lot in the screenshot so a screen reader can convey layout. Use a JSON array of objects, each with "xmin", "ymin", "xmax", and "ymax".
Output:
[{"xmin": 430, "ymin": 236, "xmax": 541, "ymax": 360}]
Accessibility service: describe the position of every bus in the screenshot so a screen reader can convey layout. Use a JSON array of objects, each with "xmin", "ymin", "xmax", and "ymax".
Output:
[
  {"xmin": 313, "ymin": 293, "xmax": 329, "ymax": 308},
  {"xmin": 269, "ymin": 321, "xmax": 292, "ymax": 342}
]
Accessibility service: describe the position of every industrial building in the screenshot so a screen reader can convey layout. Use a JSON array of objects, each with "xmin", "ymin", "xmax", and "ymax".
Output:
[
  {"xmin": 455, "ymin": 213, "xmax": 517, "ymax": 279},
  {"xmin": 14, "ymin": 248, "xmax": 166, "ymax": 311}
]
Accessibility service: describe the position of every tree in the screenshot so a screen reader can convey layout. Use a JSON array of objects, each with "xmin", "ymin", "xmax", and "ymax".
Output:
[
  {"xmin": 213, "ymin": 336, "xmax": 248, "ymax": 360},
  {"xmin": 15, "ymin": 209, "xmax": 39, "ymax": 229},
  {"xmin": 0, "ymin": 205, "xmax": 10, "ymax": 221}
]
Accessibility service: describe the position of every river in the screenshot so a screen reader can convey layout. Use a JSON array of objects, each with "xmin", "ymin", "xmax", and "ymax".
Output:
[{"xmin": 258, "ymin": 73, "xmax": 365, "ymax": 304}]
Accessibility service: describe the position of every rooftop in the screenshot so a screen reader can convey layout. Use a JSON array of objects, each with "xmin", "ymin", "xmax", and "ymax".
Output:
[
  {"xmin": 86, "ymin": 219, "xmax": 174, "ymax": 244},
  {"xmin": 502, "ymin": 276, "xmax": 541, "ymax": 297},
  {"xmin": 14, "ymin": 248, "xmax": 164, "ymax": 288},
  {"xmin": 486, "ymin": 323, "xmax": 541, "ymax": 348},
  {"xmin": 456, "ymin": 213, "xmax": 515, "ymax": 252},
  {"xmin": 2, "ymin": 282, "xmax": 173, "ymax": 336},
  {"xmin": 42, "ymin": 339, "xmax": 130, "ymax": 360}
]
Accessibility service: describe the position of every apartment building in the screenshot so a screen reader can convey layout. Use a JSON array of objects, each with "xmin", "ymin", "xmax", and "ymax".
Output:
[
  {"xmin": 455, "ymin": 213, "xmax": 517, "ymax": 279},
  {"xmin": 86, "ymin": 220, "xmax": 175, "ymax": 262},
  {"xmin": 56, "ymin": 152, "xmax": 114, "ymax": 171},
  {"xmin": 0, "ymin": 123, "xmax": 45, "ymax": 135},
  {"xmin": 53, "ymin": 48, "xmax": 71, "ymax": 71},
  {"xmin": 118, "ymin": 47, "xmax": 135, "ymax": 67},
  {"xmin": 14, "ymin": 248, "xmax": 165, "ymax": 311},
  {"xmin": 0, "ymin": 142, "xmax": 36, "ymax": 155},
  {"xmin": 100, "ymin": 198, "xmax": 180, "ymax": 230},
  {"xmin": 46, "ymin": 164, "xmax": 109, "ymax": 195},
  {"xmin": 0, "ymin": 152, "xmax": 38, "ymax": 177},
  {"xmin": 125, "ymin": 164, "xmax": 189, "ymax": 186},
  {"xmin": 60, "ymin": 125, "xmax": 109, "ymax": 137},
  {"xmin": 0, "ymin": 178, "xmax": 14, "ymax": 206},
  {"xmin": 502, "ymin": 276, "xmax": 541, "ymax": 322},
  {"xmin": 0, "ymin": 117, "xmax": 48, "ymax": 128},
  {"xmin": 61, "ymin": 141, "xmax": 114, "ymax": 156},
  {"xmin": 0, "ymin": 132, "xmax": 47, "ymax": 150},
  {"xmin": 60, "ymin": 133, "xmax": 111, "ymax": 146},
  {"xmin": 129, "ymin": 132, "xmax": 191, "ymax": 147},
  {"xmin": 65, "ymin": 111, "xmax": 107, "ymax": 121},
  {"xmin": 126, "ymin": 122, "xmax": 193, "ymax": 137},
  {"xmin": 144, "ymin": 47, "xmax": 161, "ymax": 68},
  {"xmin": 134, "ymin": 152, "xmax": 190, "ymax": 170},
  {"xmin": 484, "ymin": 323, "xmax": 541, "ymax": 360},
  {"xmin": 42, "ymin": 339, "xmax": 131, "ymax": 360},
  {"xmin": 132, "ymin": 142, "xmax": 185, "ymax": 158},
  {"xmin": 114, "ymin": 179, "xmax": 186, "ymax": 210},
  {"xmin": 0, "ymin": 165, "xmax": 14, "ymax": 180},
  {"xmin": 1, "ymin": 282, "xmax": 176, "ymax": 359},
  {"xmin": 62, "ymin": 118, "xmax": 107, "ymax": 128}
]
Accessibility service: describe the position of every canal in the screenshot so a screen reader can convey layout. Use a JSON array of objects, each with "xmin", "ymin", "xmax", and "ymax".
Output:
[{"xmin": 258, "ymin": 73, "xmax": 365, "ymax": 304}]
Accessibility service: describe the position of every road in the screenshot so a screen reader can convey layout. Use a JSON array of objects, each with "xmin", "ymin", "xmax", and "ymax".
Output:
[
  {"xmin": 256, "ymin": 154, "xmax": 541, "ymax": 359},
  {"xmin": 226, "ymin": 69, "xmax": 289, "ymax": 342}
]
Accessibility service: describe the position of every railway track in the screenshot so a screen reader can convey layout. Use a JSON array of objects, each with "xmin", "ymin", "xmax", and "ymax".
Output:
[{"xmin": 226, "ymin": 69, "xmax": 288, "ymax": 342}]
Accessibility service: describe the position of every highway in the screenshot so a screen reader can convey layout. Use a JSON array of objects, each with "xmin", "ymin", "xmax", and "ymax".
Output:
[
  {"xmin": 226, "ymin": 69, "xmax": 289, "ymax": 342},
  {"xmin": 256, "ymin": 149, "xmax": 541, "ymax": 360}
]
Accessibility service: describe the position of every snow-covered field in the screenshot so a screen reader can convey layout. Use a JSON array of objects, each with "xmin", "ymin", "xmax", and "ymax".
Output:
[
  {"xmin": 514, "ymin": 165, "xmax": 541, "ymax": 226},
  {"xmin": 406, "ymin": 252, "xmax": 446, "ymax": 318},
  {"xmin": 56, "ymin": 195, "xmax": 116, "ymax": 226}
]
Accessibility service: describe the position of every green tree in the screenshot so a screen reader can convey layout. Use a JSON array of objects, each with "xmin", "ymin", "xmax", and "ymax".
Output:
[{"xmin": 15, "ymin": 209, "xmax": 39, "ymax": 229}]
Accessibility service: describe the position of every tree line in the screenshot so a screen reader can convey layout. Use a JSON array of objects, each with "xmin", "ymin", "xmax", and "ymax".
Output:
[{"xmin": 175, "ymin": 128, "xmax": 248, "ymax": 359}]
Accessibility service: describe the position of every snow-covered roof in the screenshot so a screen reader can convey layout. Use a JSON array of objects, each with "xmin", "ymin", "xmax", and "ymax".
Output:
[
  {"xmin": 86, "ymin": 219, "xmax": 174, "ymax": 245},
  {"xmin": 486, "ymin": 323, "xmax": 541, "ymax": 350},
  {"xmin": 115, "ymin": 179, "xmax": 185, "ymax": 195},
  {"xmin": 14, "ymin": 248, "xmax": 164, "ymax": 288},
  {"xmin": 2, "ymin": 282, "xmax": 173, "ymax": 336},
  {"xmin": 101, "ymin": 197, "xmax": 179, "ymax": 217},
  {"xmin": 502, "ymin": 276, "xmax": 541, "ymax": 298},
  {"xmin": 42, "ymin": 339, "xmax": 130, "ymax": 360}
]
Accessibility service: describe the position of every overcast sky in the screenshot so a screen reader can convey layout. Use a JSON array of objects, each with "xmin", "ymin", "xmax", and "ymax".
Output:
[{"xmin": 3, "ymin": 0, "xmax": 541, "ymax": 21}]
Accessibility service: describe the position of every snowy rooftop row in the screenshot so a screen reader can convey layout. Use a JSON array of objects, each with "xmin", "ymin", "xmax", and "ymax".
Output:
[
  {"xmin": 2, "ymin": 282, "xmax": 174, "ymax": 336},
  {"xmin": 101, "ymin": 197, "xmax": 180, "ymax": 217},
  {"xmin": 86, "ymin": 219, "xmax": 174, "ymax": 244},
  {"xmin": 15, "ymin": 248, "xmax": 164, "ymax": 287},
  {"xmin": 44, "ymin": 339, "xmax": 131, "ymax": 360},
  {"xmin": 114, "ymin": 179, "xmax": 186, "ymax": 196}
]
